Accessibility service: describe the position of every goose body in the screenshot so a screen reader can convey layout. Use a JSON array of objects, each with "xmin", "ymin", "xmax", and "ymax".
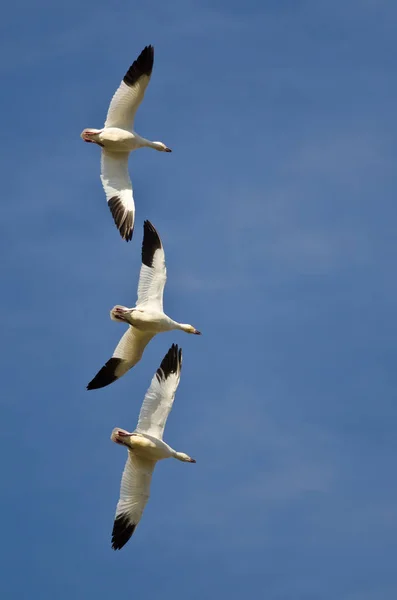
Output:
[
  {"xmin": 87, "ymin": 220, "xmax": 201, "ymax": 390},
  {"xmin": 110, "ymin": 344, "xmax": 195, "ymax": 549},
  {"xmin": 81, "ymin": 45, "xmax": 171, "ymax": 241}
]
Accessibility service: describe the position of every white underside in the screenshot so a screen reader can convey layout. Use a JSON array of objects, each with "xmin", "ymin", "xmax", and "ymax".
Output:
[
  {"xmin": 98, "ymin": 127, "xmax": 145, "ymax": 152},
  {"xmin": 128, "ymin": 433, "xmax": 175, "ymax": 461}
]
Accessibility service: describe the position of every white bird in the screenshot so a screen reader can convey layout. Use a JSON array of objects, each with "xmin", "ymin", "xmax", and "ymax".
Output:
[
  {"xmin": 81, "ymin": 45, "xmax": 171, "ymax": 241},
  {"xmin": 87, "ymin": 220, "xmax": 201, "ymax": 390},
  {"xmin": 110, "ymin": 343, "xmax": 195, "ymax": 549}
]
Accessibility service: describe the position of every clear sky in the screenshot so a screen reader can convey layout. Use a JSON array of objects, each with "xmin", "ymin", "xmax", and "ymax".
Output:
[{"xmin": 1, "ymin": 1, "xmax": 397, "ymax": 598}]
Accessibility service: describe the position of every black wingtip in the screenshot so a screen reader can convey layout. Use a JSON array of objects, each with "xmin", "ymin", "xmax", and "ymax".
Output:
[
  {"xmin": 156, "ymin": 344, "xmax": 182, "ymax": 382},
  {"xmin": 87, "ymin": 358, "xmax": 124, "ymax": 390},
  {"xmin": 108, "ymin": 196, "xmax": 134, "ymax": 242},
  {"xmin": 123, "ymin": 45, "xmax": 154, "ymax": 87},
  {"xmin": 111, "ymin": 514, "xmax": 136, "ymax": 550},
  {"xmin": 142, "ymin": 220, "xmax": 162, "ymax": 267}
]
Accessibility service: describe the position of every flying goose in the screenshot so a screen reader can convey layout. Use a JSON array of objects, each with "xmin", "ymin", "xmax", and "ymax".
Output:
[
  {"xmin": 110, "ymin": 343, "xmax": 195, "ymax": 549},
  {"xmin": 81, "ymin": 45, "xmax": 171, "ymax": 241},
  {"xmin": 87, "ymin": 220, "xmax": 201, "ymax": 390}
]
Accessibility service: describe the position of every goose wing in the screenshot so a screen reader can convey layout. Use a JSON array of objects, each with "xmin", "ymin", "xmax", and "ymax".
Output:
[
  {"xmin": 87, "ymin": 327, "xmax": 154, "ymax": 390},
  {"xmin": 111, "ymin": 452, "xmax": 156, "ymax": 550},
  {"xmin": 105, "ymin": 45, "xmax": 154, "ymax": 131},
  {"xmin": 136, "ymin": 220, "xmax": 167, "ymax": 311},
  {"xmin": 136, "ymin": 344, "xmax": 182, "ymax": 440},
  {"xmin": 101, "ymin": 150, "xmax": 135, "ymax": 242}
]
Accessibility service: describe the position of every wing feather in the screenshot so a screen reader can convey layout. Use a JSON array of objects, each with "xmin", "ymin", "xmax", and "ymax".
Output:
[
  {"xmin": 105, "ymin": 45, "xmax": 154, "ymax": 131},
  {"xmin": 101, "ymin": 151, "xmax": 134, "ymax": 242},
  {"xmin": 87, "ymin": 327, "xmax": 154, "ymax": 390},
  {"xmin": 136, "ymin": 344, "xmax": 182, "ymax": 439},
  {"xmin": 136, "ymin": 220, "xmax": 166, "ymax": 310},
  {"xmin": 111, "ymin": 452, "xmax": 156, "ymax": 549}
]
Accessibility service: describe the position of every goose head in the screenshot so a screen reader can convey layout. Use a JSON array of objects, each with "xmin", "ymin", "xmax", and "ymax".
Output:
[
  {"xmin": 174, "ymin": 451, "xmax": 196, "ymax": 463},
  {"xmin": 151, "ymin": 141, "xmax": 172, "ymax": 152},
  {"xmin": 179, "ymin": 324, "xmax": 201, "ymax": 335}
]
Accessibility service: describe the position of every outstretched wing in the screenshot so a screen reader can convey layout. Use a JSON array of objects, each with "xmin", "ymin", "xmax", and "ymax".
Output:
[
  {"xmin": 111, "ymin": 452, "xmax": 156, "ymax": 550},
  {"xmin": 136, "ymin": 220, "xmax": 167, "ymax": 310},
  {"xmin": 101, "ymin": 150, "xmax": 134, "ymax": 242},
  {"xmin": 136, "ymin": 344, "xmax": 182, "ymax": 440},
  {"xmin": 87, "ymin": 327, "xmax": 154, "ymax": 390},
  {"xmin": 105, "ymin": 45, "xmax": 154, "ymax": 131}
]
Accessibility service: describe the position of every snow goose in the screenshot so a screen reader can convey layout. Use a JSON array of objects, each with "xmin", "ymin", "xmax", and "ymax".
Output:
[
  {"xmin": 87, "ymin": 220, "xmax": 201, "ymax": 390},
  {"xmin": 110, "ymin": 343, "xmax": 195, "ymax": 549},
  {"xmin": 80, "ymin": 45, "xmax": 171, "ymax": 241}
]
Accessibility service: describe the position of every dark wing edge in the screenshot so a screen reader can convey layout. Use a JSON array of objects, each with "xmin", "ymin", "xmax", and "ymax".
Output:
[
  {"xmin": 108, "ymin": 196, "xmax": 134, "ymax": 242},
  {"xmin": 111, "ymin": 514, "xmax": 137, "ymax": 550},
  {"xmin": 156, "ymin": 344, "xmax": 182, "ymax": 382},
  {"xmin": 87, "ymin": 358, "xmax": 126, "ymax": 390},
  {"xmin": 141, "ymin": 220, "xmax": 162, "ymax": 267},
  {"xmin": 123, "ymin": 46, "xmax": 154, "ymax": 88}
]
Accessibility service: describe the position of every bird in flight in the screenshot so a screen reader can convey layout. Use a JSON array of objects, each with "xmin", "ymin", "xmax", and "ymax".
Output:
[
  {"xmin": 81, "ymin": 46, "xmax": 171, "ymax": 241},
  {"xmin": 87, "ymin": 220, "xmax": 201, "ymax": 390},
  {"xmin": 110, "ymin": 343, "xmax": 196, "ymax": 549}
]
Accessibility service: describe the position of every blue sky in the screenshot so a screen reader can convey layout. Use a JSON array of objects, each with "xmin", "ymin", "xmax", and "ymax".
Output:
[{"xmin": 1, "ymin": 0, "xmax": 397, "ymax": 598}]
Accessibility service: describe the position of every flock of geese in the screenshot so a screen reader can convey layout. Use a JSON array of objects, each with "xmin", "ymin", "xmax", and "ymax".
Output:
[{"xmin": 81, "ymin": 45, "xmax": 200, "ymax": 550}]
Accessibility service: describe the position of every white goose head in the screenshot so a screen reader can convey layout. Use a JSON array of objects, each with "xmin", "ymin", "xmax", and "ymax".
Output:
[
  {"xmin": 179, "ymin": 323, "xmax": 202, "ymax": 335},
  {"xmin": 174, "ymin": 451, "xmax": 196, "ymax": 463},
  {"xmin": 151, "ymin": 141, "xmax": 172, "ymax": 152}
]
